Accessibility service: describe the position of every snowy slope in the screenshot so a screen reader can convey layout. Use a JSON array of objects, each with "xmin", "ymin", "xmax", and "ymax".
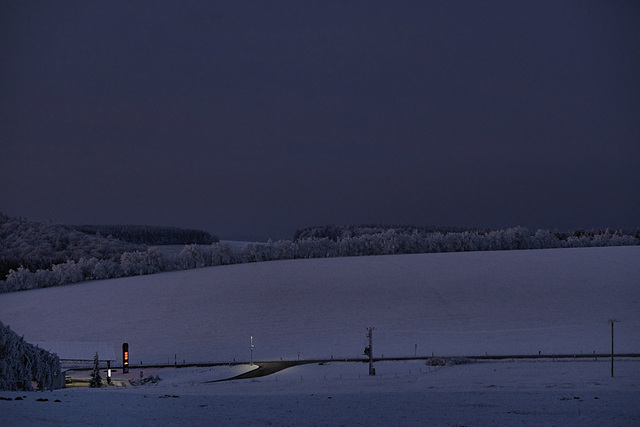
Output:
[
  {"xmin": 1, "ymin": 247, "xmax": 638, "ymax": 365},
  {"xmin": 1, "ymin": 246, "xmax": 639, "ymax": 426}
]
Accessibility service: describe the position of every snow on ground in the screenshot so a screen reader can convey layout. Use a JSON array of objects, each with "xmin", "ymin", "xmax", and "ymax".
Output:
[
  {"xmin": 1, "ymin": 359, "xmax": 639, "ymax": 425},
  {"xmin": 1, "ymin": 246, "xmax": 639, "ymax": 425}
]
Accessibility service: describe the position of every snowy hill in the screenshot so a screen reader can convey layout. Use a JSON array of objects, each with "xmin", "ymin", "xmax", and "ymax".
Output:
[
  {"xmin": 1, "ymin": 246, "xmax": 639, "ymax": 426},
  {"xmin": 1, "ymin": 247, "xmax": 638, "ymax": 365}
]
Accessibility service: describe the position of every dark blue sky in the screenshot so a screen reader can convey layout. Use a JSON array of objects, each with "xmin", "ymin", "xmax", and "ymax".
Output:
[{"xmin": 1, "ymin": 1, "xmax": 639, "ymax": 240}]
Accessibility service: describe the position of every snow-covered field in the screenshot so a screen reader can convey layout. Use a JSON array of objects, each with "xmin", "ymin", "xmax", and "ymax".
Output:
[
  {"xmin": 1, "ymin": 247, "xmax": 639, "ymax": 425},
  {"xmin": 2, "ymin": 358, "xmax": 639, "ymax": 426}
]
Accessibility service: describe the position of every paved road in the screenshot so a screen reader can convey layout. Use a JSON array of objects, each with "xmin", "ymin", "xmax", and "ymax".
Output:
[
  {"xmin": 204, "ymin": 361, "xmax": 301, "ymax": 383},
  {"xmin": 203, "ymin": 353, "xmax": 640, "ymax": 383}
]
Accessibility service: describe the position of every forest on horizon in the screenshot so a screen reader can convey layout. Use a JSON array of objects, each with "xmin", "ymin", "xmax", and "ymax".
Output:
[{"xmin": 1, "ymin": 212, "xmax": 638, "ymax": 294}]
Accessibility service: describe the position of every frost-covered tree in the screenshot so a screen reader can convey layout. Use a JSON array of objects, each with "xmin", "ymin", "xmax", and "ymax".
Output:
[
  {"xmin": 533, "ymin": 229, "xmax": 560, "ymax": 249},
  {"xmin": 241, "ymin": 242, "xmax": 275, "ymax": 263},
  {"xmin": 179, "ymin": 244, "xmax": 206, "ymax": 269},
  {"xmin": 0, "ymin": 321, "xmax": 62, "ymax": 390},
  {"xmin": 210, "ymin": 242, "xmax": 236, "ymax": 265},
  {"xmin": 91, "ymin": 259, "xmax": 122, "ymax": 280},
  {"xmin": 89, "ymin": 352, "xmax": 102, "ymax": 388},
  {"xmin": 4, "ymin": 266, "xmax": 32, "ymax": 291}
]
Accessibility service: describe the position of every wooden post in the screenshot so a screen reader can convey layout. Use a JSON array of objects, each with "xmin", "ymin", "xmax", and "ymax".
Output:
[
  {"xmin": 608, "ymin": 318, "xmax": 619, "ymax": 378},
  {"xmin": 611, "ymin": 321, "xmax": 614, "ymax": 377}
]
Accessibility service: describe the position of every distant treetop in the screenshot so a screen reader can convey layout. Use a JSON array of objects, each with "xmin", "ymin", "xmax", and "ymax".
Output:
[
  {"xmin": 71, "ymin": 224, "xmax": 218, "ymax": 245},
  {"xmin": 293, "ymin": 224, "xmax": 485, "ymax": 242}
]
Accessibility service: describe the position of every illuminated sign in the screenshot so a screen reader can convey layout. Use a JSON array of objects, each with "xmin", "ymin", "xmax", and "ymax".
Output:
[{"xmin": 123, "ymin": 343, "xmax": 129, "ymax": 373}]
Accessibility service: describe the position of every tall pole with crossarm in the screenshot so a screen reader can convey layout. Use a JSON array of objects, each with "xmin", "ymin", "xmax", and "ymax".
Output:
[{"xmin": 364, "ymin": 327, "xmax": 375, "ymax": 376}]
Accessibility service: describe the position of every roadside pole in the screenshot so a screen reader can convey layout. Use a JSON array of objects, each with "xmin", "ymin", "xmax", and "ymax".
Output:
[
  {"xmin": 250, "ymin": 336, "xmax": 254, "ymax": 366},
  {"xmin": 608, "ymin": 318, "xmax": 619, "ymax": 377},
  {"xmin": 364, "ymin": 327, "xmax": 375, "ymax": 376}
]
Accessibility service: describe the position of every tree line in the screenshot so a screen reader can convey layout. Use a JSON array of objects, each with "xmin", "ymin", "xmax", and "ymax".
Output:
[
  {"xmin": 244, "ymin": 225, "xmax": 640, "ymax": 261},
  {"xmin": 71, "ymin": 224, "xmax": 218, "ymax": 245},
  {"xmin": 0, "ymin": 213, "xmax": 216, "ymax": 281},
  {"xmin": 2, "ymin": 215, "xmax": 638, "ymax": 294},
  {"xmin": 1, "ymin": 243, "xmax": 238, "ymax": 292},
  {"xmin": 293, "ymin": 224, "xmax": 483, "ymax": 241}
]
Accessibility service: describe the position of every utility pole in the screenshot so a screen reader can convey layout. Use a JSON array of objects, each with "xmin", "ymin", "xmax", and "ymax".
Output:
[
  {"xmin": 364, "ymin": 327, "xmax": 375, "ymax": 375},
  {"xmin": 608, "ymin": 318, "xmax": 619, "ymax": 377},
  {"xmin": 250, "ymin": 336, "xmax": 254, "ymax": 366}
]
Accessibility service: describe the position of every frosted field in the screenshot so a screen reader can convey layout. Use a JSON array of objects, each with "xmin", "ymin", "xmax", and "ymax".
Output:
[
  {"xmin": 2, "ymin": 358, "xmax": 639, "ymax": 426},
  {"xmin": 1, "ymin": 246, "xmax": 639, "ymax": 425},
  {"xmin": 2, "ymin": 247, "xmax": 639, "ymax": 362}
]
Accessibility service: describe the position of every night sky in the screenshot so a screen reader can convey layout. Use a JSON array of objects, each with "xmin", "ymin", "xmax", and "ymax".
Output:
[{"xmin": 1, "ymin": 1, "xmax": 639, "ymax": 241}]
